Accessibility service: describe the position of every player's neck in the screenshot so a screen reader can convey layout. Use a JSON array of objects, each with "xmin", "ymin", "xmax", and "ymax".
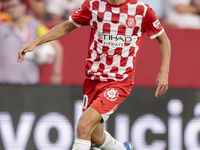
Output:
[{"xmin": 107, "ymin": 0, "xmax": 126, "ymax": 5}]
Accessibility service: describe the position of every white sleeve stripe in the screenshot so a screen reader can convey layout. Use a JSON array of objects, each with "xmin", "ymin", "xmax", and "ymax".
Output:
[
  {"xmin": 149, "ymin": 28, "xmax": 165, "ymax": 39},
  {"xmin": 69, "ymin": 16, "xmax": 82, "ymax": 27}
]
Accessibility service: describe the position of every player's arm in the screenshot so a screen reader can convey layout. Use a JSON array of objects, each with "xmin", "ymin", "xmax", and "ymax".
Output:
[
  {"xmin": 155, "ymin": 32, "xmax": 171, "ymax": 97},
  {"xmin": 17, "ymin": 20, "xmax": 77, "ymax": 63}
]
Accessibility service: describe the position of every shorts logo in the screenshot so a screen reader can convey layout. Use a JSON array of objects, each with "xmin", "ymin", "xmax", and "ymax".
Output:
[
  {"xmin": 126, "ymin": 17, "xmax": 135, "ymax": 28},
  {"xmin": 104, "ymin": 88, "xmax": 119, "ymax": 101},
  {"xmin": 100, "ymin": 100, "xmax": 106, "ymax": 107}
]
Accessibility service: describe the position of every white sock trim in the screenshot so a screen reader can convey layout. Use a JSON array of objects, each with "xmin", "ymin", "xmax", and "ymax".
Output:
[
  {"xmin": 98, "ymin": 131, "xmax": 126, "ymax": 150},
  {"xmin": 99, "ymin": 131, "xmax": 111, "ymax": 148},
  {"xmin": 72, "ymin": 138, "xmax": 91, "ymax": 150}
]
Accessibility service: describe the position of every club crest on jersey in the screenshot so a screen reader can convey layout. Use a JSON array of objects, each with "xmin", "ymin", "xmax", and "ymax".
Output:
[
  {"xmin": 104, "ymin": 88, "xmax": 119, "ymax": 101},
  {"xmin": 126, "ymin": 17, "xmax": 136, "ymax": 28}
]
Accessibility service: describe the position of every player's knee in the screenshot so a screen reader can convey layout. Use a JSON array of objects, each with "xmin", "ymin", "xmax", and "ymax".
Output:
[{"xmin": 76, "ymin": 119, "xmax": 92, "ymax": 137}]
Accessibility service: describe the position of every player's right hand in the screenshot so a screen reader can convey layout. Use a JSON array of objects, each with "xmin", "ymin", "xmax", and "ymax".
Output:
[
  {"xmin": 155, "ymin": 71, "xmax": 169, "ymax": 97},
  {"xmin": 17, "ymin": 41, "xmax": 37, "ymax": 63}
]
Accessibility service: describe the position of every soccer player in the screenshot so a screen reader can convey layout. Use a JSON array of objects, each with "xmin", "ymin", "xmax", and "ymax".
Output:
[{"xmin": 17, "ymin": 0, "xmax": 171, "ymax": 149}]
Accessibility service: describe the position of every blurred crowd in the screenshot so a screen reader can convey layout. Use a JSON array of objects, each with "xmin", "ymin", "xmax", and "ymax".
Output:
[
  {"xmin": 1, "ymin": 0, "xmax": 200, "ymax": 29},
  {"xmin": 0, "ymin": 0, "xmax": 200, "ymax": 85},
  {"xmin": 141, "ymin": 0, "xmax": 200, "ymax": 29},
  {"xmin": 0, "ymin": 0, "xmax": 64, "ymax": 85},
  {"xmin": 0, "ymin": 0, "xmax": 85, "ymax": 23}
]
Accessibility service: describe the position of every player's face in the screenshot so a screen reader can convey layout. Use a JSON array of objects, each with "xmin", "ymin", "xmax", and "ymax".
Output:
[{"xmin": 4, "ymin": 0, "xmax": 26, "ymax": 20}]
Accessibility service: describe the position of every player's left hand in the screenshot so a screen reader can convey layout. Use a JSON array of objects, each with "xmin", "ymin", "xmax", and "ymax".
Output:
[{"xmin": 155, "ymin": 71, "xmax": 169, "ymax": 97}]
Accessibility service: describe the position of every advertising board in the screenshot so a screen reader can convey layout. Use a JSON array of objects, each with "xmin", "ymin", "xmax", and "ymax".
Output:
[{"xmin": 0, "ymin": 85, "xmax": 199, "ymax": 150}]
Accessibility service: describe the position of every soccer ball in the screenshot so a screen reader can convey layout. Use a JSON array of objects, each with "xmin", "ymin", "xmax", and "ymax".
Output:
[{"xmin": 35, "ymin": 43, "xmax": 56, "ymax": 65}]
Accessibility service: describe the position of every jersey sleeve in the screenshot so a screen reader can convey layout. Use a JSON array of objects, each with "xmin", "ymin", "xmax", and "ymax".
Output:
[
  {"xmin": 69, "ymin": 0, "xmax": 92, "ymax": 27},
  {"xmin": 142, "ymin": 5, "xmax": 164, "ymax": 39}
]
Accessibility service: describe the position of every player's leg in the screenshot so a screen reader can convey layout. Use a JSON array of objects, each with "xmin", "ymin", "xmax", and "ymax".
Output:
[
  {"xmin": 98, "ymin": 131, "xmax": 134, "ymax": 150},
  {"xmin": 91, "ymin": 122, "xmax": 133, "ymax": 150},
  {"xmin": 72, "ymin": 106, "xmax": 134, "ymax": 150},
  {"xmin": 72, "ymin": 107, "xmax": 102, "ymax": 150},
  {"xmin": 91, "ymin": 122, "xmax": 105, "ymax": 147},
  {"xmin": 89, "ymin": 85, "xmax": 134, "ymax": 150},
  {"xmin": 75, "ymin": 79, "xmax": 134, "ymax": 150}
]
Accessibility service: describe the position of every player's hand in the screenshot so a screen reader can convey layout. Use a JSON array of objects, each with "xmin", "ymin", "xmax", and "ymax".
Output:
[
  {"xmin": 155, "ymin": 71, "xmax": 169, "ymax": 97},
  {"xmin": 17, "ymin": 41, "xmax": 37, "ymax": 63}
]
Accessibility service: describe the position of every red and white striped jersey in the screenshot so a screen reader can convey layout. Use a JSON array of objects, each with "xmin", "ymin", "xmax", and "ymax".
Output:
[{"xmin": 69, "ymin": 0, "xmax": 164, "ymax": 82}]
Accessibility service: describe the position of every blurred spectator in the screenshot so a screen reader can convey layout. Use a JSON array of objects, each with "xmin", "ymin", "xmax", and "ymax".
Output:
[
  {"xmin": 0, "ymin": 0, "xmax": 2, "ymax": 10},
  {"xmin": 25, "ymin": 0, "xmax": 45, "ymax": 20},
  {"xmin": 0, "ymin": 0, "xmax": 2, "ymax": 9},
  {"xmin": 165, "ymin": 0, "xmax": 200, "ymax": 29},
  {"xmin": 0, "ymin": 0, "xmax": 63, "ymax": 85},
  {"xmin": 140, "ymin": 0, "xmax": 165, "ymax": 19},
  {"xmin": 46, "ymin": 0, "xmax": 84, "ymax": 22},
  {"xmin": 0, "ymin": 0, "xmax": 11, "ymax": 22},
  {"xmin": 0, "ymin": 11, "xmax": 10, "ymax": 22},
  {"xmin": 192, "ymin": 0, "xmax": 200, "ymax": 11},
  {"xmin": 1, "ymin": 0, "xmax": 45, "ymax": 21}
]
